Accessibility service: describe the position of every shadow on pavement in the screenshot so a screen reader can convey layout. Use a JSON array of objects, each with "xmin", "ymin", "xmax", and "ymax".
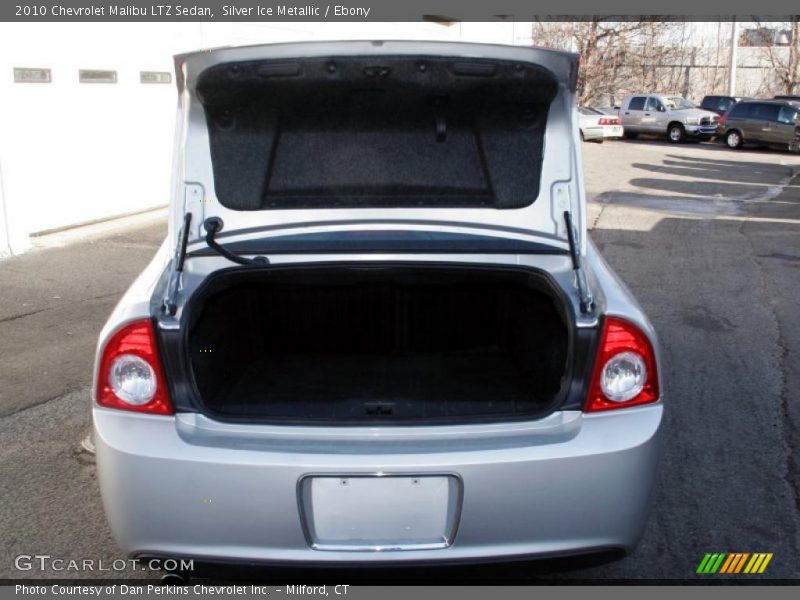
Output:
[
  {"xmin": 632, "ymin": 159, "xmax": 791, "ymax": 186},
  {"xmin": 617, "ymin": 138, "xmax": 788, "ymax": 157},
  {"xmin": 627, "ymin": 177, "xmax": 770, "ymax": 199}
]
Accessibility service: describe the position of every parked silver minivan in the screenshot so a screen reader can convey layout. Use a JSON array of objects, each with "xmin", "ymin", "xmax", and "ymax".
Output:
[
  {"xmin": 620, "ymin": 94, "xmax": 719, "ymax": 142},
  {"xmin": 93, "ymin": 42, "xmax": 663, "ymax": 568}
]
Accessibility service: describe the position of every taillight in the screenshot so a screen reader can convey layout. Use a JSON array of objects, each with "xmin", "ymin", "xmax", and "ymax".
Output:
[
  {"xmin": 598, "ymin": 117, "xmax": 620, "ymax": 126},
  {"xmin": 585, "ymin": 316, "xmax": 659, "ymax": 412},
  {"xmin": 96, "ymin": 319, "xmax": 173, "ymax": 415}
]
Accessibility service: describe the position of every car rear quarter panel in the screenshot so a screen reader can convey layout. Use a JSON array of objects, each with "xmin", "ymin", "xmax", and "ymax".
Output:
[
  {"xmin": 91, "ymin": 239, "xmax": 171, "ymax": 401},
  {"xmin": 585, "ymin": 236, "xmax": 664, "ymax": 398}
]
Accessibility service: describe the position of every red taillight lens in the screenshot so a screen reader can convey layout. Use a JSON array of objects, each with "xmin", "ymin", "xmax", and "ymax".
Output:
[
  {"xmin": 585, "ymin": 316, "xmax": 659, "ymax": 412},
  {"xmin": 96, "ymin": 319, "xmax": 173, "ymax": 415},
  {"xmin": 598, "ymin": 117, "xmax": 620, "ymax": 126}
]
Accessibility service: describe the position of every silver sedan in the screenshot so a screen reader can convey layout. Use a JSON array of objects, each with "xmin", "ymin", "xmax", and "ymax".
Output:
[
  {"xmin": 93, "ymin": 41, "xmax": 663, "ymax": 568},
  {"xmin": 579, "ymin": 107, "xmax": 625, "ymax": 142}
]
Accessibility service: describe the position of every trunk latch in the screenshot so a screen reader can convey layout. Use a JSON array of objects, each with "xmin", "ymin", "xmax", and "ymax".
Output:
[
  {"xmin": 365, "ymin": 401, "xmax": 395, "ymax": 416},
  {"xmin": 363, "ymin": 66, "xmax": 390, "ymax": 78}
]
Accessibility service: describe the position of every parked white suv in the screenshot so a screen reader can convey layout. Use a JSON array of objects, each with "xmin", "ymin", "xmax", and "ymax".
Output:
[{"xmin": 620, "ymin": 94, "xmax": 719, "ymax": 142}]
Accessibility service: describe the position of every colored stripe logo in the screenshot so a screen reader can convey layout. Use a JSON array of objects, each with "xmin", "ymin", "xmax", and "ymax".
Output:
[{"xmin": 697, "ymin": 553, "xmax": 773, "ymax": 574}]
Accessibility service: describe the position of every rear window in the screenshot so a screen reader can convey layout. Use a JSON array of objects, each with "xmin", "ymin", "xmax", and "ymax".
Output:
[
  {"xmin": 752, "ymin": 104, "xmax": 780, "ymax": 121},
  {"xmin": 703, "ymin": 96, "xmax": 734, "ymax": 112},
  {"xmin": 718, "ymin": 98, "xmax": 735, "ymax": 112},
  {"xmin": 729, "ymin": 103, "xmax": 752, "ymax": 118},
  {"xmin": 644, "ymin": 97, "xmax": 660, "ymax": 111},
  {"xmin": 196, "ymin": 56, "xmax": 559, "ymax": 211},
  {"xmin": 628, "ymin": 97, "xmax": 646, "ymax": 111}
]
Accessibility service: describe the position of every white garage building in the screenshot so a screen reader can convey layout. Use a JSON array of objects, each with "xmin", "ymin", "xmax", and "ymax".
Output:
[{"xmin": 0, "ymin": 21, "xmax": 528, "ymax": 257}]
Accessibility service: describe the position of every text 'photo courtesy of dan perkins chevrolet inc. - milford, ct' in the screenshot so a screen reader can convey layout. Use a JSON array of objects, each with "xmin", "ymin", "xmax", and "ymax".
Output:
[{"xmin": 44, "ymin": 4, "xmax": 372, "ymax": 18}]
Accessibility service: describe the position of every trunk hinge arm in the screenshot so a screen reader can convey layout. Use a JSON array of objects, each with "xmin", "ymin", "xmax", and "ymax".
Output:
[
  {"xmin": 203, "ymin": 217, "xmax": 269, "ymax": 267},
  {"xmin": 163, "ymin": 213, "xmax": 192, "ymax": 316},
  {"xmin": 563, "ymin": 210, "xmax": 594, "ymax": 315}
]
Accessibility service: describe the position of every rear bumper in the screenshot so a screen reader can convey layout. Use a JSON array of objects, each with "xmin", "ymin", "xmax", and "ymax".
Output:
[
  {"xmin": 581, "ymin": 127, "xmax": 604, "ymax": 141},
  {"xmin": 602, "ymin": 125, "xmax": 624, "ymax": 139},
  {"xmin": 94, "ymin": 405, "xmax": 663, "ymax": 564}
]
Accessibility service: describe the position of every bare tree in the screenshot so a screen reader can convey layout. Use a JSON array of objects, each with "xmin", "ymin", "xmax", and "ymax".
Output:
[
  {"xmin": 531, "ymin": 19, "xmax": 698, "ymax": 105},
  {"xmin": 531, "ymin": 19, "xmax": 638, "ymax": 105},
  {"xmin": 531, "ymin": 20, "xmax": 800, "ymax": 104},
  {"xmin": 752, "ymin": 18, "xmax": 800, "ymax": 95}
]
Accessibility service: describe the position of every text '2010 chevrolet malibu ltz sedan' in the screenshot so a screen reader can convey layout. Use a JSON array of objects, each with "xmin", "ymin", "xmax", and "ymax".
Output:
[{"xmin": 92, "ymin": 41, "xmax": 663, "ymax": 566}]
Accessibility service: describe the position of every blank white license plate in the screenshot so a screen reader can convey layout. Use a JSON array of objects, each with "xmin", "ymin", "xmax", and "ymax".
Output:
[{"xmin": 299, "ymin": 475, "xmax": 461, "ymax": 551}]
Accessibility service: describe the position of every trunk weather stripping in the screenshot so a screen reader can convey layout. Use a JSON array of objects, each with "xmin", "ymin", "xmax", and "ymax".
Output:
[
  {"xmin": 163, "ymin": 213, "xmax": 192, "ymax": 316},
  {"xmin": 563, "ymin": 211, "xmax": 594, "ymax": 315},
  {"xmin": 203, "ymin": 217, "xmax": 270, "ymax": 267}
]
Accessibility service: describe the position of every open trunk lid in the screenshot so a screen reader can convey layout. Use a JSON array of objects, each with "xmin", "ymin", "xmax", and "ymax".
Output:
[{"xmin": 171, "ymin": 41, "xmax": 585, "ymax": 253}]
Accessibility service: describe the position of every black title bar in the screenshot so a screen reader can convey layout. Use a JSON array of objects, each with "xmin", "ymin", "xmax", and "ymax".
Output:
[{"xmin": 2, "ymin": 1, "xmax": 799, "ymax": 21}]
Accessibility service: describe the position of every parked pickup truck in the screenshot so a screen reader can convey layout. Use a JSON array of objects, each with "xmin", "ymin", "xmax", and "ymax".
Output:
[{"xmin": 619, "ymin": 94, "xmax": 719, "ymax": 142}]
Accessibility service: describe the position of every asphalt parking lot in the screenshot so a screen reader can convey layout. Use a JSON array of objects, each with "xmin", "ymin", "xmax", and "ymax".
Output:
[{"xmin": 1, "ymin": 139, "xmax": 799, "ymax": 582}]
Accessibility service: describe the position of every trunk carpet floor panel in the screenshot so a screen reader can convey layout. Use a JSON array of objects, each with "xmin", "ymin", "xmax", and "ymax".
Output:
[{"xmin": 211, "ymin": 350, "xmax": 549, "ymax": 421}]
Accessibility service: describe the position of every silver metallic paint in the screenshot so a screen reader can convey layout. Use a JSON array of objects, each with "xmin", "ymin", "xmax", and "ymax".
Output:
[{"xmin": 93, "ymin": 41, "xmax": 663, "ymax": 565}]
